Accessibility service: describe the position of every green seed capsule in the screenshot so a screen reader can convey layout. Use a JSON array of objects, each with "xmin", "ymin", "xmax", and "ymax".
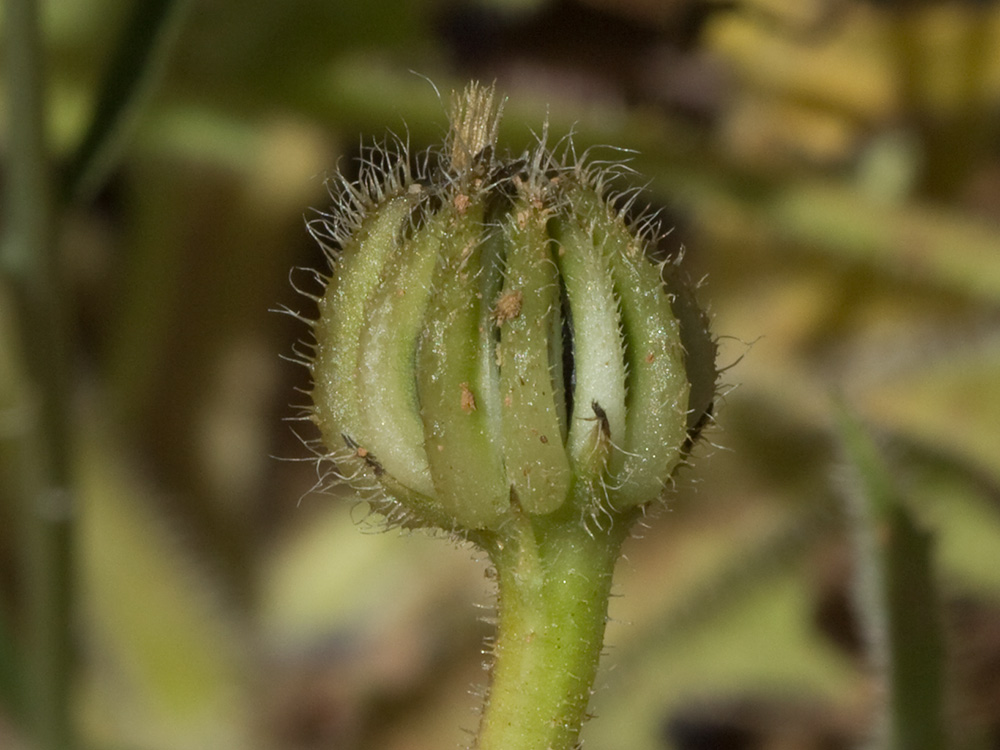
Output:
[{"xmin": 304, "ymin": 83, "xmax": 715, "ymax": 534}]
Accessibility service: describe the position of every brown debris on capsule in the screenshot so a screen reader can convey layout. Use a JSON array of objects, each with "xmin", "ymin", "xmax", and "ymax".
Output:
[
  {"xmin": 460, "ymin": 382, "xmax": 477, "ymax": 413},
  {"xmin": 492, "ymin": 289, "xmax": 524, "ymax": 326}
]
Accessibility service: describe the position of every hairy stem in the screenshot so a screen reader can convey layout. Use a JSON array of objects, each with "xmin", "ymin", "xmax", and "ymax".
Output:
[{"xmin": 476, "ymin": 499, "xmax": 635, "ymax": 750}]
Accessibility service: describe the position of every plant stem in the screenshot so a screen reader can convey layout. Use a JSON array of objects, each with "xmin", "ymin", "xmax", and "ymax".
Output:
[
  {"xmin": 837, "ymin": 407, "xmax": 947, "ymax": 750},
  {"xmin": 476, "ymin": 501, "xmax": 634, "ymax": 750},
  {"xmin": 63, "ymin": 0, "xmax": 192, "ymax": 203},
  {"xmin": 2, "ymin": 0, "xmax": 75, "ymax": 747}
]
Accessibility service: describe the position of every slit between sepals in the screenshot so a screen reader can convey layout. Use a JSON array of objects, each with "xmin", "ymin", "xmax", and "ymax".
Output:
[
  {"xmin": 549, "ymin": 194, "xmax": 628, "ymax": 480},
  {"xmin": 559, "ymin": 276, "xmax": 575, "ymax": 435},
  {"xmin": 478, "ymin": 206, "xmax": 509, "ymax": 475}
]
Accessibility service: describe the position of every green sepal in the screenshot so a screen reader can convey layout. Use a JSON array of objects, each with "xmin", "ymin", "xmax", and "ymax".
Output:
[
  {"xmin": 312, "ymin": 194, "xmax": 415, "ymax": 483},
  {"xmin": 497, "ymin": 189, "xmax": 572, "ymax": 515},
  {"xmin": 606, "ymin": 223, "xmax": 689, "ymax": 509},
  {"xmin": 355, "ymin": 192, "xmax": 438, "ymax": 497},
  {"xmin": 417, "ymin": 196, "xmax": 510, "ymax": 529}
]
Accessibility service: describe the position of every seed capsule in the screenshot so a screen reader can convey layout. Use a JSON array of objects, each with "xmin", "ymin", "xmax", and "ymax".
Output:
[{"xmin": 306, "ymin": 83, "xmax": 716, "ymax": 533}]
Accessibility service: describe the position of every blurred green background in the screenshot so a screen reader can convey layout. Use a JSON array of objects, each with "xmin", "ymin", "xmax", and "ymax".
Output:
[{"xmin": 3, "ymin": 0, "xmax": 1000, "ymax": 749}]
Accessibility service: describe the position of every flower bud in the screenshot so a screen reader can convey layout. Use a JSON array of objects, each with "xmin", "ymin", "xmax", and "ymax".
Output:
[{"xmin": 305, "ymin": 83, "xmax": 716, "ymax": 533}]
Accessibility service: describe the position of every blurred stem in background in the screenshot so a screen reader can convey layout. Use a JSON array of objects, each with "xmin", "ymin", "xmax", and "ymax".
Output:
[
  {"xmin": 63, "ymin": 0, "xmax": 192, "ymax": 204},
  {"xmin": 838, "ymin": 405, "xmax": 947, "ymax": 750},
  {"xmin": 2, "ymin": 0, "xmax": 74, "ymax": 747},
  {"xmin": 2, "ymin": 0, "xmax": 190, "ymax": 746}
]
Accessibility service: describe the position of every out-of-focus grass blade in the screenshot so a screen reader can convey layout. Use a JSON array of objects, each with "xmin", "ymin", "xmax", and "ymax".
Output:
[
  {"xmin": 836, "ymin": 405, "xmax": 946, "ymax": 750},
  {"xmin": 79, "ymin": 422, "xmax": 247, "ymax": 750},
  {"xmin": 63, "ymin": 0, "xmax": 191, "ymax": 203}
]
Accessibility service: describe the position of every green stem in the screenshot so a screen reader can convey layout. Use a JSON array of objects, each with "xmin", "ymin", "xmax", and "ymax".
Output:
[
  {"xmin": 63, "ymin": 0, "xmax": 192, "ymax": 203},
  {"xmin": 476, "ymin": 501, "xmax": 634, "ymax": 750},
  {"xmin": 836, "ymin": 407, "xmax": 947, "ymax": 750},
  {"xmin": 2, "ymin": 0, "xmax": 75, "ymax": 748}
]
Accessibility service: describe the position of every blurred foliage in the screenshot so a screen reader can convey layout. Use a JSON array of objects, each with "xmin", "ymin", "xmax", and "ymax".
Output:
[{"xmin": 2, "ymin": 0, "xmax": 1000, "ymax": 749}]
